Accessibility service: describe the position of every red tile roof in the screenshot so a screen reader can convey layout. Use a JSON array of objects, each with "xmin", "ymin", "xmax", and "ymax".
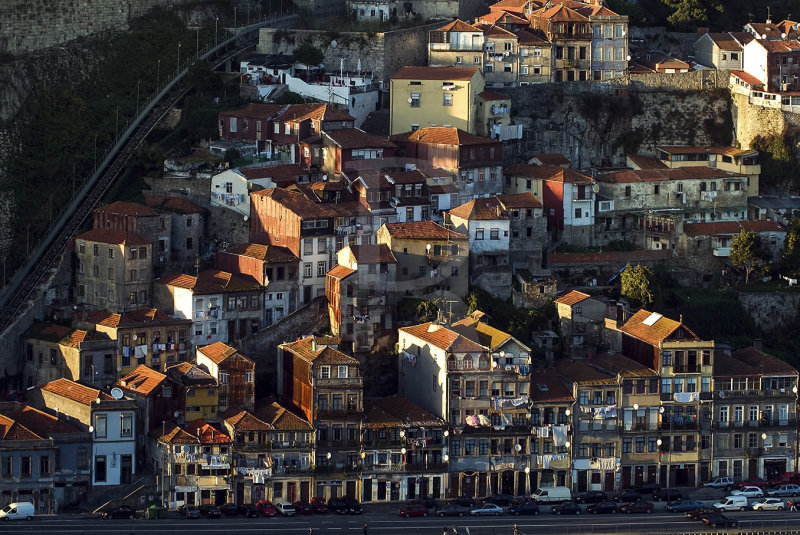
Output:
[
  {"xmin": 166, "ymin": 362, "xmax": 218, "ymax": 386},
  {"xmin": 144, "ymin": 195, "xmax": 206, "ymax": 214},
  {"xmin": 532, "ymin": 153, "xmax": 570, "ymax": 165},
  {"xmin": 157, "ymin": 269, "xmax": 262, "ymax": 294},
  {"xmin": 184, "ymin": 419, "xmax": 232, "ymax": 444},
  {"xmin": 390, "ymin": 127, "xmax": 498, "ymax": 147},
  {"xmin": 348, "ymin": 244, "xmax": 397, "ymax": 264},
  {"xmin": 250, "ymin": 187, "xmax": 337, "ymax": 219},
  {"xmin": 516, "ymin": 29, "xmax": 550, "ymax": 45},
  {"xmin": 365, "ymin": 395, "xmax": 446, "ymax": 428},
  {"xmin": 590, "ymin": 353, "xmax": 658, "ymax": 378},
  {"xmin": 704, "ymin": 32, "xmax": 745, "ymax": 51},
  {"xmin": 476, "ymin": 11, "xmax": 530, "ymax": 26},
  {"xmin": 327, "ymin": 265, "xmax": 356, "ymax": 280},
  {"xmin": 554, "ymin": 290, "xmax": 590, "ymax": 306},
  {"xmin": 683, "ymin": 220, "xmax": 785, "ymax": 237},
  {"xmin": 224, "ymin": 410, "xmax": 271, "ymax": 431},
  {"xmin": 116, "ymin": 365, "xmax": 166, "ymax": 396},
  {"xmin": 529, "ymin": 368, "xmax": 574, "ymax": 403},
  {"xmin": 755, "ymin": 39, "xmax": 800, "ymax": 53},
  {"xmin": 498, "ymin": 192, "xmax": 542, "ymax": 209},
  {"xmin": 435, "ymin": 19, "xmax": 481, "ymax": 32},
  {"xmin": 41, "ymin": 378, "xmax": 114, "ymax": 406},
  {"xmin": 713, "ymin": 352, "xmax": 760, "ymax": 378},
  {"xmin": 448, "ymin": 196, "xmax": 507, "ymax": 221},
  {"xmin": 657, "ymin": 145, "xmax": 757, "ymax": 157},
  {"xmin": 731, "ymin": 347, "xmax": 798, "ymax": 376},
  {"xmin": 620, "ymin": 309, "xmax": 699, "ymax": 346},
  {"xmin": 535, "ymin": 4, "xmax": 588, "ymax": 22},
  {"xmin": 556, "ymin": 359, "xmax": 615, "ymax": 385},
  {"xmin": 221, "ymin": 103, "xmax": 285, "ymax": 120},
  {"xmin": 75, "ymin": 229, "xmax": 150, "ymax": 246},
  {"xmin": 281, "ymin": 337, "xmax": 358, "ymax": 365},
  {"xmin": 0, "ymin": 403, "xmax": 82, "ymax": 437},
  {"xmin": 158, "ymin": 424, "xmax": 199, "ymax": 444},
  {"xmin": 399, "ymin": 322, "xmax": 487, "ymax": 353},
  {"xmin": 237, "ymin": 163, "xmax": 314, "ymax": 184},
  {"xmin": 24, "ymin": 322, "xmax": 72, "ymax": 342},
  {"xmin": 219, "ymin": 243, "xmax": 299, "ymax": 263},
  {"xmin": 627, "ymin": 154, "xmax": 668, "ymax": 170},
  {"xmin": 0, "ymin": 414, "xmax": 43, "ymax": 441},
  {"xmin": 198, "ymin": 341, "xmax": 249, "ymax": 365},
  {"xmin": 324, "ymin": 128, "xmax": 397, "ymax": 150},
  {"xmin": 256, "ymin": 401, "xmax": 314, "ymax": 430},
  {"xmin": 85, "ymin": 308, "xmax": 190, "ymax": 328},
  {"xmin": 382, "ymin": 221, "xmax": 468, "ymax": 241},
  {"xmin": 730, "ymin": 70, "xmax": 764, "ymax": 88},
  {"xmin": 477, "ymin": 23, "xmax": 516, "ymax": 38},
  {"xmin": 596, "ymin": 166, "xmax": 747, "ymax": 184},
  {"xmin": 391, "ymin": 66, "xmax": 479, "ymax": 81},
  {"xmin": 95, "ymin": 200, "xmax": 158, "ymax": 217},
  {"xmin": 478, "ymin": 91, "xmax": 510, "ymax": 101}
]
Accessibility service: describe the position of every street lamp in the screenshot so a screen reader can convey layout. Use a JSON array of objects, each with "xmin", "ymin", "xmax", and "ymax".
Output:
[{"xmin": 177, "ymin": 41, "xmax": 182, "ymax": 73}]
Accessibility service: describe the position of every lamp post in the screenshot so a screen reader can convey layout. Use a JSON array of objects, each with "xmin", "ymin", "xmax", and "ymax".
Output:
[
  {"xmin": 177, "ymin": 41, "xmax": 182, "ymax": 74},
  {"xmin": 215, "ymin": 17, "xmax": 219, "ymax": 46}
]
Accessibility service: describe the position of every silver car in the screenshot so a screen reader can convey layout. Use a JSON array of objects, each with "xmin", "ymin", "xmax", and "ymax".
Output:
[
  {"xmin": 768, "ymin": 484, "xmax": 800, "ymax": 498},
  {"xmin": 752, "ymin": 498, "xmax": 786, "ymax": 511}
]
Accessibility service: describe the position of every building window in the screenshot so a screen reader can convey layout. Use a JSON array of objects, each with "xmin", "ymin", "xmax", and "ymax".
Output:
[
  {"xmin": 108, "ymin": 248, "xmax": 114, "ymax": 259},
  {"xmin": 304, "ymin": 263, "xmax": 312, "ymax": 278},
  {"xmin": 20, "ymin": 456, "xmax": 31, "ymax": 477},
  {"xmin": 443, "ymin": 93, "xmax": 453, "ymax": 106},
  {"xmin": 320, "ymin": 366, "xmax": 330, "ymax": 379},
  {"xmin": 489, "ymin": 228, "xmax": 499, "ymax": 240},
  {"xmin": 220, "ymin": 372, "xmax": 229, "ymax": 384},
  {"xmin": 95, "ymin": 456, "xmax": 107, "ymax": 483},
  {"xmin": 317, "ymin": 261, "xmax": 326, "ymax": 276},
  {"xmin": 186, "ymin": 238, "xmax": 193, "ymax": 250},
  {"xmin": 120, "ymin": 413, "xmax": 133, "ymax": 437},
  {"xmin": 95, "ymin": 414, "xmax": 107, "ymax": 438},
  {"xmin": 475, "ymin": 228, "xmax": 484, "ymax": 240},
  {"xmin": 410, "ymin": 93, "xmax": 420, "ymax": 107},
  {"xmin": 338, "ymin": 365, "xmax": 348, "ymax": 378}
]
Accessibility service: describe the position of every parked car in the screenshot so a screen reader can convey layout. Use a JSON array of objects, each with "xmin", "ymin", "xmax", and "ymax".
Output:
[
  {"xmin": 714, "ymin": 495, "xmax": 749, "ymax": 511},
  {"xmin": 179, "ymin": 505, "xmax": 201, "ymax": 519},
  {"xmin": 620, "ymin": 501, "xmax": 654, "ymax": 514},
  {"xmin": 587, "ymin": 501, "xmax": 619, "ymax": 514},
  {"xmin": 329, "ymin": 498, "xmax": 362, "ymax": 514},
  {"xmin": 574, "ymin": 491, "xmax": 607, "ymax": 504},
  {"xmin": 485, "ymin": 495, "xmax": 515, "ymax": 507},
  {"xmin": 613, "ymin": 490, "xmax": 641, "ymax": 503},
  {"xmin": 685, "ymin": 506, "xmax": 717, "ymax": 520},
  {"xmin": 237, "ymin": 504, "xmax": 260, "ymax": 518},
  {"xmin": 701, "ymin": 513, "xmax": 739, "ymax": 528},
  {"xmin": 666, "ymin": 500, "xmax": 704, "ymax": 513},
  {"xmin": 769, "ymin": 472, "xmax": 800, "ymax": 487},
  {"xmin": 198, "ymin": 505, "xmax": 221, "ymax": 519},
  {"xmin": 551, "ymin": 502, "xmax": 582, "ymax": 515},
  {"xmin": 532, "ymin": 486, "xmax": 571, "ymax": 504},
  {"xmin": 769, "ymin": 484, "xmax": 800, "ymax": 497},
  {"xmin": 702, "ymin": 477, "xmax": 735, "ymax": 490},
  {"xmin": 732, "ymin": 486, "xmax": 764, "ymax": 498},
  {"xmin": 436, "ymin": 504, "xmax": 472, "ymax": 517},
  {"xmin": 276, "ymin": 502, "xmax": 296, "ymax": 516},
  {"xmin": 219, "ymin": 503, "xmax": 239, "ymax": 517},
  {"xmin": 256, "ymin": 500, "xmax": 278, "ymax": 517},
  {"xmin": 101, "ymin": 505, "xmax": 136, "ymax": 519},
  {"xmin": 293, "ymin": 501, "xmax": 314, "ymax": 515},
  {"xmin": 636, "ymin": 483, "xmax": 661, "ymax": 496},
  {"xmin": 752, "ymin": 498, "xmax": 786, "ymax": 511},
  {"xmin": 310, "ymin": 497, "xmax": 327, "ymax": 514},
  {"xmin": 470, "ymin": 503, "xmax": 504, "ymax": 516},
  {"xmin": 508, "ymin": 503, "xmax": 539, "ymax": 516},
  {"xmin": 738, "ymin": 477, "xmax": 769, "ymax": 489},
  {"xmin": 400, "ymin": 504, "xmax": 431, "ymax": 518},
  {"xmin": 653, "ymin": 488, "xmax": 682, "ymax": 502},
  {"xmin": 454, "ymin": 497, "xmax": 479, "ymax": 508}
]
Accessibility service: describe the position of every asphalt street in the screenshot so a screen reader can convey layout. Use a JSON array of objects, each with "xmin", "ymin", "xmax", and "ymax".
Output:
[{"xmin": 2, "ymin": 510, "xmax": 800, "ymax": 535}]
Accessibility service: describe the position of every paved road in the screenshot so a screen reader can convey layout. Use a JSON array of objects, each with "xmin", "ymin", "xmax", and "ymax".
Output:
[{"xmin": 2, "ymin": 510, "xmax": 800, "ymax": 535}]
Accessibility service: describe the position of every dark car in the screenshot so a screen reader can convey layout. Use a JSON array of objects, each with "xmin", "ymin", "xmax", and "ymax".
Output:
[
  {"xmin": 685, "ymin": 506, "xmax": 717, "ymax": 520},
  {"xmin": 237, "ymin": 504, "xmax": 260, "ymax": 518},
  {"xmin": 587, "ymin": 501, "xmax": 619, "ymax": 515},
  {"xmin": 666, "ymin": 500, "xmax": 704, "ymax": 513},
  {"xmin": 198, "ymin": 504, "xmax": 221, "ymax": 519},
  {"xmin": 552, "ymin": 502, "xmax": 582, "ymax": 515},
  {"xmin": 220, "ymin": 503, "xmax": 239, "ymax": 517},
  {"xmin": 310, "ymin": 497, "xmax": 327, "ymax": 514},
  {"xmin": 636, "ymin": 482, "xmax": 661, "ymax": 495},
  {"xmin": 613, "ymin": 490, "xmax": 642, "ymax": 503},
  {"xmin": 293, "ymin": 501, "xmax": 314, "ymax": 515},
  {"xmin": 101, "ymin": 505, "xmax": 136, "ymax": 519},
  {"xmin": 508, "ymin": 503, "xmax": 539, "ymax": 516},
  {"xmin": 702, "ymin": 513, "xmax": 739, "ymax": 528},
  {"xmin": 653, "ymin": 488, "xmax": 682, "ymax": 502},
  {"xmin": 256, "ymin": 500, "xmax": 278, "ymax": 517},
  {"xmin": 620, "ymin": 501, "xmax": 654, "ymax": 514},
  {"xmin": 436, "ymin": 503, "xmax": 472, "ymax": 517},
  {"xmin": 485, "ymin": 495, "xmax": 515, "ymax": 507},
  {"xmin": 329, "ymin": 498, "xmax": 363, "ymax": 514},
  {"xmin": 739, "ymin": 477, "xmax": 769, "ymax": 489},
  {"xmin": 574, "ymin": 491, "xmax": 608, "ymax": 504},
  {"xmin": 399, "ymin": 504, "xmax": 431, "ymax": 518},
  {"xmin": 179, "ymin": 505, "xmax": 201, "ymax": 519},
  {"xmin": 454, "ymin": 497, "xmax": 479, "ymax": 508}
]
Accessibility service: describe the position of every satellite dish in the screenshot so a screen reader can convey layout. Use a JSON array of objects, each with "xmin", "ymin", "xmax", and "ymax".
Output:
[
  {"xmin": 322, "ymin": 174, "xmax": 328, "ymax": 181},
  {"xmin": 244, "ymin": 215, "xmax": 249, "ymax": 221},
  {"xmin": 111, "ymin": 387, "xmax": 124, "ymax": 400},
  {"xmin": 408, "ymin": 98, "xmax": 413, "ymax": 104},
  {"xmin": 174, "ymin": 411, "xmax": 180, "ymax": 418},
  {"xmin": 331, "ymin": 40, "xmax": 337, "ymax": 48},
  {"xmin": 719, "ymin": 391, "xmax": 726, "ymax": 398}
]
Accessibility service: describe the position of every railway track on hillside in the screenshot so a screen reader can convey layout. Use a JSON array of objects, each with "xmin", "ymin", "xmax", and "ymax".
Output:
[{"xmin": 0, "ymin": 26, "xmax": 270, "ymax": 334}]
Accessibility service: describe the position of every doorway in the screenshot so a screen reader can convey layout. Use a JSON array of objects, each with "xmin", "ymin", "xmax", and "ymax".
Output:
[{"xmin": 120, "ymin": 455, "xmax": 132, "ymax": 485}]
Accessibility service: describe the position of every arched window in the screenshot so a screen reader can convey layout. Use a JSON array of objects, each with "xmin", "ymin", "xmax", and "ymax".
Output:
[{"xmin": 447, "ymin": 355, "xmax": 457, "ymax": 371}]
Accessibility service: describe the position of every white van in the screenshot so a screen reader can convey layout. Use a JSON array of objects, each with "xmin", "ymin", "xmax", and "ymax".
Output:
[
  {"xmin": 0, "ymin": 502, "xmax": 34, "ymax": 520},
  {"xmin": 714, "ymin": 495, "xmax": 749, "ymax": 511},
  {"xmin": 532, "ymin": 487, "xmax": 572, "ymax": 504}
]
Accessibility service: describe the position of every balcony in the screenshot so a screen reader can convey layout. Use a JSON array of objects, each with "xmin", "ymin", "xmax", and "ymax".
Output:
[
  {"xmin": 659, "ymin": 420, "xmax": 699, "ymax": 431},
  {"xmin": 234, "ymin": 442, "xmax": 270, "ymax": 452},
  {"xmin": 622, "ymin": 423, "xmax": 658, "ymax": 433},
  {"xmin": 429, "ymin": 42, "xmax": 483, "ymax": 51},
  {"xmin": 572, "ymin": 192, "xmax": 593, "ymax": 202},
  {"xmin": 491, "ymin": 105, "xmax": 510, "ymax": 115},
  {"xmin": 270, "ymin": 440, "xmax": 314, "ymax": 450},
  {"xmin": 272, "ymin": 465, "xmax": 313, "ymax": 474},
  {"xmin": 405, "ymin": 462, "xmax": 448, "ymax": 473},
  {"xmin": 713, "ymin": 247, "xmax": 731, "ymax": 257}
]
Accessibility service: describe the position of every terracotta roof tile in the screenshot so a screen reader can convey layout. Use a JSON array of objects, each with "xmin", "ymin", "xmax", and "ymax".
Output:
[
  {"xmin": 535, "ymin": 4, "xmax": 588, "ymax": 22},
  {"xmin": 620, "ymin": 309, "xmax": 699, "ymax": 346},
  {"xmin": 281, "ymin": 337, "xmax": 358, "ymax": 365},
  {"xmin": 250, "ymin": 187, "xmax": 339, "ymax": 219},
  {"xmin": 556, "ymin": 359, "xmax": 616, "ymax": 385},
  {"xmin": 95, "ymin": 200, "xmax": 158, "ymax": 217},
  {"xmin": 390, "ymin": 127, "xmax": 498, "ymax": 147},
  {"xmin": 476, "ymin": 23, "xmax": 517, "ymax": 38},
  {"xmin": 448, "ymin": 196, "xmax": 507, "ymax": 221},
  {"xmin": 554, "ymin": 290, "xmax": 590, "ymax": 306},
  {"xmin": 478, "ymin": 90, "xmax": 511, "ymax": 101},
  {"xmin": 391, "ymin": 66, "xmax": 479, "ymax": 81},
  {"xmin": 713, "ymin": 352, "xmax": 759, "ymax": 378},
  {"xmin": 657, "ymin": 145, "xmax": 757, "ymax": 157},
  {"xmin": 529, "ymin": 368, "xmax": 574, "ymax": 403},
  {"xmin": 158, "ymin": 424, "xmax": 199, "ymax": 444},
  {"xmin": 75, "ymin": 229, "xmax": 150, "ymax": 246},
  {"xmin": 730, "ymin": 70, "xmax": 763, "ymax": 88},
  {"xmin": 382, "ymin": 221, "xmax": 467, "ymax": 241},
  {"xmin": 85, "ymin": 308, "xmax": 190, "ymax": 328},
  {"xmin": 41, "ymin": 378, "xmax": 114, "ymax": 406},
  {"xmin": 435, "ymin": 19, "xmax": 481, "ymax": 32},
  {"xmin": 116, "ymin": 365, "xmax": 166, "ymax": 396},
  {"xmin": 497, "ymin": 192, "xmax": 542, "ymax": 209},
  {"xmin": 0, "ymin": 414, "xmax": 42, "ymax": 441},
  {"xmin": 327, "ymin": 265, "xmax": 356, "ymax": 279},
  {"xmin": 220, "ymin": 103, "xmax": 285, "ymax": 120},
  {"xmin": 256, "ymin": 401, "xmax": 314, "ymax": 431},
  {"xmin": 224, "ymin": 410, "xmax": 271, "ymax": 431},
  {"xmin": 198, "ymin": 341, "xmax": 249, "ymax": 365},
  {"xmin": 157, "ymin": 269, "xmax": 262, "ymax": 294},
  {"xmin": 24, "ymin": 322, "xmax": 72, "ymax": 342},
  {"xmin": 532, "ymin": 153, "xmax": 570, "ymax": 165},
  {"xmin": 348, "ymin": 244, "xmax": 397, "ymax": 264},
  {"xmin": 627, "ymin": 154, "xmax": 668, "ymax": 170},
  {"xmin": 166, "ymin": 362, "xmax": 217, "ymax": 386},
  {"xmin": 731, "ymin": 347, "xmax": 798, "ymax": 376},
  {"xmin": 184, "ymin": 419, "xmax": 232, "ymax": 444},
  {"xmin": 515, "ymin": 29, "xmax": 550, "ymax": 45},
  {"xmin": 324, "ymin": 128, "xmax": 396, "ymax": 150},
  {"xmin": 450, "ymin": 317, "xmax": 513, "ymax": 351},
  {"xmin": 703, "ymin": 32, "xmax": 745, "ymax": 51},
  {"xmin": 476, "ymin": 11, "xmax": 530, "ymax": 26},
  {"xmin": 0, "ymin": 403, "xmax": 82, "ymax": 436},
  {"xmin": 590, "ymin": 353, "xmax": 658, "ymax": 378},
  {"xmin": 144, "ymin": 195, "xmax": 206, "ymax": 214},
  {"xmin": 400, "ymin": 322, "xmax": 487, "ymax": 353},
  {"xmin": 683, "ymin": 220, "xmax": 785, "ymax": 237},
  {"xmin": 365, "ymin": 395, "xmax": 446, "ymax": 428}
]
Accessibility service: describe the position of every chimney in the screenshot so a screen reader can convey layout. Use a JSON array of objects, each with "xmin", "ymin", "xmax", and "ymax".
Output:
[
  {"xmin": 679, "ymin": 314, "xmax": 683, "ymax": 324},
  {"xmin": 311, "ymin": 338, "xmax": 317, "ymax": 352},
  {"xmin": 753, "ymin": 338, "xmax": 763, "ymax": 351}
]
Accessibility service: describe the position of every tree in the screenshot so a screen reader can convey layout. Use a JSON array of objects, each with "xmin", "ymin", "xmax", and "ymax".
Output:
[
  {"xmin": 730, "ymin": 229, "xmax": 768, "ymax": 284},
  {"xmin": 782, "ymin": 219, "xmax": 800, "ymax": 277},
  {"xmin": 661, "ymin": 0, "xmax": 723, "ymax": 28},
  {"xmin": 620, "ymin": 264, "xmax": 656, "ymax": 307}
]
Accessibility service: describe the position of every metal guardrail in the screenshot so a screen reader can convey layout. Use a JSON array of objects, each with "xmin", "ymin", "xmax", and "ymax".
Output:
[{"xmin": 0, "ymin": 16, "xmax": 297, "ymax": 334}]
